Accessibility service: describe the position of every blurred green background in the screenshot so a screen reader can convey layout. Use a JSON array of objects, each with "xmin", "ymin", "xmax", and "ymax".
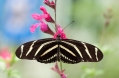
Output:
[{"xmin": 0, "ymin": 0, "xmax": 119, "ymax": 78}]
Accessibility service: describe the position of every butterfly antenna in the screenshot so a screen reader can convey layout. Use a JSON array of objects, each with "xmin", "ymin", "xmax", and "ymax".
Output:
[{"xmin": 63, "ymin": 21, "xmax": 74, "ymax": 31}]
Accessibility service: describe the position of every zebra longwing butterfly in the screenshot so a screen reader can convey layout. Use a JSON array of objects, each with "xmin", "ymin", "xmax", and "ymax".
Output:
[{"xmin": 15, "ymin": 34, "xmax": 103, "ymax": 64}]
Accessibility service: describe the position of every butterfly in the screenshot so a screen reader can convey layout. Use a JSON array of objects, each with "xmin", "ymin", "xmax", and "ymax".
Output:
[{"xmin": 15, "ymin": 34, "xmax": 103, "ymax": 64}]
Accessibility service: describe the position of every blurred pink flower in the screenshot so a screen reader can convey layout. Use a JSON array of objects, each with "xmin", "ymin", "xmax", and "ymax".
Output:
[
  {"xmin": 51, "ymin": 62, "xmax": 67, "ymax": 78},
  {"xmin": 53, "ymin": 26, "xmax": 67, "ymax": 39},
  {"xmin": 0, "ymin": 48, "xmax": 12, "ymax": 68}
]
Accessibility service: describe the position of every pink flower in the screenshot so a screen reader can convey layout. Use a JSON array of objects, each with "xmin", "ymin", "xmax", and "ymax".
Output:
[
  {"xmin": 30, "ymin": 21, "xmax": 54, "ymax": 35},
  {"xmin": 50, "ymin": 1, "xmax": 55, "ymax": 7},
  {"xmin": 0, "ymin": 48, "xmax": 12, "ymax": 68},
  {"xmin": 53, "ymin": 26, "xmax": 67, "ymax": 39},
  {"xmin": 40, "ymin": 6, "xmax": 48, "ymax": 14},
  {"xmin": 32, "ymin": 13, "xmax": 44, "ymax": 20},
  {"xmin": 39, "ymin": 20, "xmax": 54, "ymax": 35},
  {"xmin": 30, "ymin": 23, "xmax": 39, "ymax": 33},
  {"xmin": 44, "ymin": 0, "xmax": 55, "ymax": 9},
  {"xmin": 51, "ymin": 62, "xmax": 67, "ymax": 78},
  {"xmin": 44, "ymin": 14, "xmax": 54, "ymax": 22},
  {"xmin": 40, "ymin": 6, "xmax": 54, "ymax": 22},
  {"xmin": 31, "ymin": 6, "xmax": 54, "ymax": 22}
]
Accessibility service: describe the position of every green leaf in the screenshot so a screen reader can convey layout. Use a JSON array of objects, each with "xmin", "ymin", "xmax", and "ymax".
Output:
[{"xmin": 7, "ymin": 69, "xmax": 21, "ymax": 78}]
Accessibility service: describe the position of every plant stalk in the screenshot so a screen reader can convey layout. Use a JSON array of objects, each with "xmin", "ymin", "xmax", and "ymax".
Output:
[{"xmin": 54, "ymin": 0, "xmax": 57, "ymax": 32}]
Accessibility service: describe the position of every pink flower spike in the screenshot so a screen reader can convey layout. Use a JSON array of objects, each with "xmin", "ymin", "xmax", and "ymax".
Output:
[
  {"xmin": 30, "ymin": 23, "xmax": 39, "ymax": 33},
  {"xmin": 53, "ymin": 26, "xmax": 67, "ymax": 39},
  {"xmin": 51, "ymin": 62, "xmax": 67, "ymax": 78},
  {"xmin": 32, "ymin": 13, "xmax": 44, "ymax": 20},
  {"xmin": 39, "ymin": 20, "xmax": 54, "ymax": 35}
]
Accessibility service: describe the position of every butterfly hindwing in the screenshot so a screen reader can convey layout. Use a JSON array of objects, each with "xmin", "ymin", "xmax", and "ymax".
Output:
[
  {"xmin": 59, "ymin": 41, "xmax": 82, "ymax": 64},
  {"xmin": 36, "ymin": 40, "xmax": 58, "ymax": 63}
]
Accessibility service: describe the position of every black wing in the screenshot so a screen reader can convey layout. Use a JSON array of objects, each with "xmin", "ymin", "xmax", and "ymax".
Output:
[
  {"xmin": 60, "ymin": 39, "xmax": 103, "ymax": 62},
  {"xmin": 15, "ymin": 38, "xmax": 58, "ymax": 63}
]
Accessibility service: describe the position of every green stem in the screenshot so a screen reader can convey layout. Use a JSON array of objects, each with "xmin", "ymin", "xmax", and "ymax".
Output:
[
  {"xmin": 100, "ymin": 28, "xmax": 105, "ymax": 45},
  {"xmin": 54, "ymin": 0, "xmax": 57, "ymax": 32},
  {"xmin": 60, "ymin": 60, "xmax": 62, "ymax": 70},
  {"xmin": 99, "ymin": 26, "xmax": 108, "ymax": 46}
]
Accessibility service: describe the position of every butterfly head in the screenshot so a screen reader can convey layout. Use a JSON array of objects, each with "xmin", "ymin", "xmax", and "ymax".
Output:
[
  {"xmin": 56, "ymin": 34, "xmax": 61, "ymax": 40},
  {"xmin": 53, "ymin": 26, "xmax": 67, "ymax": 39},
  {"xmin": 57, "ymin": 34, "xmax": 61, "ymax": 38}
]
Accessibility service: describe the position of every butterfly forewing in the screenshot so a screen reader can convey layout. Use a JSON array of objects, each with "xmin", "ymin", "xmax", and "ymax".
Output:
[
  {"xmin": 62, "ymin": 39, "xmax": 103, "ymax": 62},
  {"xmin": 15, "ymin": 38, "xmax": 54, "ymax": 60}
]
